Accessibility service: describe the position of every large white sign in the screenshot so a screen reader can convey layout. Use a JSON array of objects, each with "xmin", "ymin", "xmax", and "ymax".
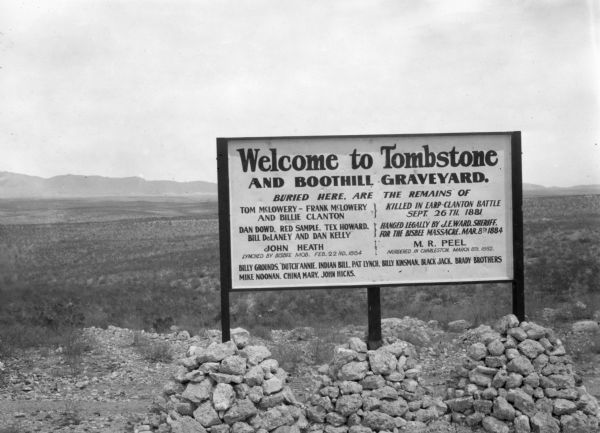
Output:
[{"xmin": 223, "ymin": 134, "xmax": 514, "ymax": 289}]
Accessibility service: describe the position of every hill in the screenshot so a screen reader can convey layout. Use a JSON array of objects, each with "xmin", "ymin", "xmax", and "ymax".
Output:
[
  {"xmin": 1, "ymin": 172, "xmax": 598, "ymax": 198},
  {"xmin": 523, "ymin": 183, "xmax": 600, "ymax": 197},
  {"xmin": 0, "ymin": 171, "xmax": 217, "ymax": 198}
]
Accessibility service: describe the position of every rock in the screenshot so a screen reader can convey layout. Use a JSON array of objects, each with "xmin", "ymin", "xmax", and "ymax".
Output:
[
  {"xmin": 467, "ymin": 342, "xmax": 488, "ymax": 360},
  {"xmin": 193, "ymin": 401, "xmax": 221, "ymax": 427},
  {"xmin": 470, "ymin": 370, "xmax": 492, "ymax": 387},
  {"xmin": 530, "ymin": 412, "xmax": 560, "ymax": 432},
  {"xmin": 240, "ymin": 346, "xmax": 272, "ymax": 365},
  {"xmin": 511, "ymin": 389, "xmax": 535, "ymax": 415},
  {"xmin": 448, "ymin": 320, "xmax": 472, "ymax": 332},
  {"xmin": 306, "ymin": 405, "xmax": 326, "ymax": 423},
  {"xmin": 507, "ymin": 356, "xmax": 534, "ymax": 376},
  {"xmin": 210, "ymin": 424, "xmax": 230, "ymax": 433},
  {"xmin": 506, "ymin": 373, "xmax": 523, "ymax": 389},
  {"xmin": 247, "ymin": 385, "xmax": 263, "ymax": 403},
  {"xmin": 523, "ymin": 323, "xmax": 547, "ymax": 340},
  {"xmin": 325, "ymin": 412, "xmax": 346, "ymax": 427},
  {"xmin": 493, "ymin": 396, "xmax": 516, "ymax": 421},
  {"xmin": 339, "ymin": 381, "xmax": 362, "ymax": 395},
  {"xmin": 371, "ymin": 385, "xmax": 398, "ymax": 400},
  {"xmin": 262, "ymin": 377, "xmax": 283, "ymax": 395},
  {"xmin": 231, "ymin": 422, "xmax": 254, "ymax": 433},
  {"xmin": 379, "ymin": 399, "xmax": 408, "ymax": 417},
  {"xmin": 474, "ymin": 399, "xmax": 493, "ymax": 414},
  {"xmin": 210, "ymin": 372, "xmax": 243, "ymax": 384},
  {"xmin": 572, "ymin": 320, "xmax": 599, "ymax": 333},
  {"xmin": 182, "ymin": 379, "xmax": 214, "ymax": 403},
  {"xmin": 514, "ymin": 415, "xmax": 531, "ymax": 433},
  {"xmin": 508, "ymin": 327, "xmax": 528, "ymax": 342},
  {"xmin": 230, "ymin": 328, "xmax": 250, "ymax": 349},
  {"xmin": 213, "ymin": 383, "xmax": 236, "ymax": 411},
  {"xmin": 260, "ymin": 359, "xmax": 279, "ymax": 373},
  {"xmin": 445, "ymin": 396, "xmax": 473, "ymax": 412},
  {"xmin": 176, "ymin": 400, "xmax": 196, "ymax": 416},
  {"xmin": 487, "ymin": 340, "xmax": 505, "ymax": 356},
  {"xmin": 223, "ymin": 399, "xmax": 258, "ymax": 424},
  {"xmin": 492, "ymin": 370, "xmax": 508, "ymax": 388},
  {"xmin": 337, "ymin": 361, "xmax": 369, "ymax": 381},
  {"xmin": 332, "ymin": 348, "xmax": 358, "ymax": 370},
  {"xmin": 465, "ymin": 412, "xmax": 484, "ymax": 426},
  {"xmin": 348, "ymin": 427, "xmax": 372, "ymax": 433},
  {"xmin": 380, "ymin": 341, "xmax": 408, "ymax": 357},
  {"xmin": 259, "ymin": 391, "xmax": 285, "ymax": 409},
  {"xmin": 414, "ymin": 408, "xmax": 438, "ymax": 423},
  {"xmin": 367, "ymin": 350, "xmax": 397, "ymax": 375},
  {"xmin": 323, "ymin": 427, "xmax": 347, "ymax": 433},
  {"xmin": 482, "ymin": 416, "xmax": 509, "ymax": 433},
  {"xmin": 320, "ymin": 386, "xmax": 339, "ymax": 399},
  {"xmin": 335, "ymin": 394, "xmax": 363, "ymax": 416},
  {"xmin": 261, "ymin": 407, "xmax": 294, "ymax": 431},
  {"xmin": 361, "ymin": 411, "xmax": 395, "ymax": 431},
  {"xmin": 164, "ymin": 380, "xmax": 185, "ymax": 396},
  {"xmin": 220, "ymin": 356, "xmax": 247, "ymax": 376},
  {"xmin": 518, "ymin": 340, "xmax": 545, "ymax": 359},
  {"xmin": 524, "ymin": 373, "xmax": 540, "ymax": 388},
  {"xmin": 348, "ymin": 337, "xmax": 367, "ymax": 353},
  {"xmin": 561, "ymin": 411, "xmax": 594, "ymax": 433},
  {"xmin": 360, "ymin": 374, "xmax": 385, "ymax": 390},
  {"xmin": 553, "ymin": 398, "xmax": 577, "ymax": 416},
  {"xmin": 244, "ymin": 365, "xmax": 265, "ymax": 386},
  {"xmin": 172, "ymin": 416, "xmax": 208, "ymax": 433},
  {"xmin": 311, "ymin": 395, "xmax": 334, "ymax": 412},
  {"xmin": 494, "ymin": 314, "xmax": 519, "ymax": 333},
  {"xmin": 200, "ymin": 362, "xmax": 221, "ymax": 374},
  {"xmin": 199, "ymin": 342, "xmax": 237, "ymax": 363}
]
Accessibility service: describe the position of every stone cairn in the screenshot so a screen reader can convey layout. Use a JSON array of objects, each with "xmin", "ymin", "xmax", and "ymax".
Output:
[
  {"xmin": 445, "ymin": 314, "xmax": 600, "ymax": 433},
  {"xmin": 305, "ymin": 337, "xmax": 447, "ymax": 433},
  {"xmin": 159, "ymin": 328, "xmax": 308, "ymax": 433}
]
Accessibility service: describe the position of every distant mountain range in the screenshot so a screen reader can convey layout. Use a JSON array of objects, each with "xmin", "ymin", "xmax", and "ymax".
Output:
[
  {"xmin": 522, "ymin": 183, "xmax": 600, "ymax": 197},
  {"xmin": 0, "ymin": 172, "xmax": 217, "ymax": 198},
  {"xmin": 0, "ymin": 171, "xmax": 598, "ymax": 198}
]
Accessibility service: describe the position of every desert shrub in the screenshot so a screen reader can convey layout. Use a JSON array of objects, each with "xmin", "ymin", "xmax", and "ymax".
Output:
[
  {"xmin": 132, "ymin": 332, "xmax": 173, "ymax": 363},
  {"xmin": 152, "ymin": 316, "xmax": 174, "ymax": 333},
  {"xmin": 248, "ymin": 324, "xmax": 272, "ymax": 341},
  {"xmin": 34, "ymin": 300, "xmax": 84, "ymax": 329},
  {"xmin": 56, "ymin": 400, "xmax": 82, "ymax": 427},
  {"xmin": 0, "ymin": 366, "xmax": 9, "ymax": 389},
  {"xmin": 270, "ymin": 343, "xmax": 304, "ymax": 373},
  {"xmin": 309, "ymin": 327, "xmax": 346, "ymax": 365},
  {"xmin": 0, "ymin": 323, "xmax": 65, "ymax": 356},
  {"xmin": 0, "ymin": 426, "xmax": 24, "ymax": 433},
  {"xmin": 61, "ymin": 328, "xmax": 94, "ymax": 374},
  {"xmin": 590, "ymin": 333, "xmax": 600, "ymax": 355}
]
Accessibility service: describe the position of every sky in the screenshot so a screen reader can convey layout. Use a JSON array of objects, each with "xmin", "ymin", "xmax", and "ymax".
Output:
[{"xmin": 0, "ymin": 0, "xmax": 598, "ymax": 187}]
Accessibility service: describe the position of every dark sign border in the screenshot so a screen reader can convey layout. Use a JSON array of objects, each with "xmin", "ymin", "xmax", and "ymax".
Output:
[{"xmin": 217, "ymin": 132, "xmax": 524, "ymax": 340}]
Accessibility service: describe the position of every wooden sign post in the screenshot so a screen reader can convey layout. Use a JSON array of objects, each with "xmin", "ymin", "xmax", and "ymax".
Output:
[{"xmin": 217, "ymin": 132, "xmax": 524, "ymax": 345}]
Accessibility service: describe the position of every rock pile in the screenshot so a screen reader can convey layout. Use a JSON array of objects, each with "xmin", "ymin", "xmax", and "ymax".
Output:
[
  {"xmin": 445, "ymin": 314, "xmax": 600, "ymax": 433},
  {"xmin": 305, "ymin": 337, "xmax": 447, "ymax": 433},
  {"xmin": 381, "ymin": 317, "xmax": 444, "ymax": 347},
  {"xmin": 159, "ymin": 328, "xmax": 308, "ymax": 433}
]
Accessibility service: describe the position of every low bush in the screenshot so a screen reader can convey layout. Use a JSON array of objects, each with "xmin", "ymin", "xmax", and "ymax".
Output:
[
  {"xmin": 132, "ymin": 332, "xmax": 173, "ymax": 363},
  {"xmin": 270, "ymin": 343, "xmax": 304, "ymax": 373}
]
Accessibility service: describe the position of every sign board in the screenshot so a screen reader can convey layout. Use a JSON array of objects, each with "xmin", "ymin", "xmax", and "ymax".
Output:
[{"xmin": 218, "ymin": 133, "xmax": 522, "ymax": 292}]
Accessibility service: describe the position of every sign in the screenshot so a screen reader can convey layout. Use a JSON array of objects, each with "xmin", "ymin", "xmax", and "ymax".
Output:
[{"xmin": 218, "ymin": 132, "xmax": 521, "ymax": 291}]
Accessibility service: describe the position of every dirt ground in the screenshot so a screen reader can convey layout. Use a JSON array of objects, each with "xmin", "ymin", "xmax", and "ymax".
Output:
[{"xmin": 1, "ymin": 321, "xmax": 599, "ymax": 433}]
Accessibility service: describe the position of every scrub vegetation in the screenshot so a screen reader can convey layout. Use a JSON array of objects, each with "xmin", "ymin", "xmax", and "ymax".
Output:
[{"xmin": 0, "ymin": 195, "xmax": 598, "ymax": 352}]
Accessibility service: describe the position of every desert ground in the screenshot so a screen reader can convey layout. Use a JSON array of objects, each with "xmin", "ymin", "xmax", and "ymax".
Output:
[{"xmin": 0, "ymin": 194, "xmax": 599, "ymax": 432}]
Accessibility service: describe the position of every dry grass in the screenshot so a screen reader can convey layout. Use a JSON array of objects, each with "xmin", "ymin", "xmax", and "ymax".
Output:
[{"xmin": 132, "ymin": 331, "xmax": 173, "ymax": 363}]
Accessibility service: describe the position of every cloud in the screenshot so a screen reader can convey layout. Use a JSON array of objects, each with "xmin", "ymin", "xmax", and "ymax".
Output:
[{"xmin": 0, "ymin": 0, "xmax": 597, "ymax": 185}]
